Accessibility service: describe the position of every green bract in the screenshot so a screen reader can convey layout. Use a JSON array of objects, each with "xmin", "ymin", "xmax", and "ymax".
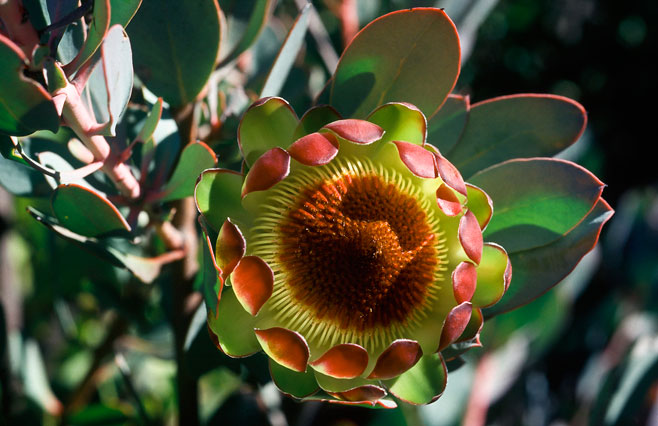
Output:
[{"xmin": 194, "ymin": 8, "xmax": 611, "ymax": 408}]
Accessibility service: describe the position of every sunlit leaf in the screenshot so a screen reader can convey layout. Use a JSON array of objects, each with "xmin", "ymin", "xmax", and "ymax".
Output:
[
  {"xmin": 470, "ymin": 158, "xmax": 605, "ymax": 252},
  {"xmin": 160, "ymin": 142, "xmax": 217, "ymax": 202},
  {"xmin": 260, "ymin": 3, "xmax": 311, "ymax": 98},
  {"xmin": 51, "ymin": 184, "xmax": 131, "ymax": 237},
  {"xmin": 330, "ymin": 8, "xmax": 460, "ymax": 119},
  {"xmin": 484, "ymin": 198, "xmax": 613, "ymax": 317}
]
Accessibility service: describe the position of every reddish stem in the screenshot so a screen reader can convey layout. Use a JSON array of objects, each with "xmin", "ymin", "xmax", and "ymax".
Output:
[{"xmin": 57, "ymin": 83, "xmax": 141, "ymax": 199}]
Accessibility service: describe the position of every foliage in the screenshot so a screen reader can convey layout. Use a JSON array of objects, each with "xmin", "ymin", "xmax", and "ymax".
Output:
[{"xmin": 0, "ymin": 0, "xmax": 652, "ymax": 425}]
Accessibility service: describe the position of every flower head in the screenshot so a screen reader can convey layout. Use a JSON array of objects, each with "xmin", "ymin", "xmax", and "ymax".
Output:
[{"xmin": 195, "ymin": 7, "xmax": 610, "ymax": 408}]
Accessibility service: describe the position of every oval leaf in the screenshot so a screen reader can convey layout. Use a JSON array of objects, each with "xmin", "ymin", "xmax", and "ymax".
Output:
[
  {"xmin": 0, "ymin": 35, "xmax": 59, "ymax": 136},
  {"xmin": 194, "ymin": 169, "xmax": 247, "ymax": 231},
  {"xmin": 330, "ymin": 8, "xmax": 460, "ymax": 119},
  {"xmin": 101, "ymin": 25, "xmax": 133, "ymax": 136},
  {"xmin": 160, "ymin": 141, "xmax": 217, "ymax": 202},
  {"xmin": 128, "ymin": 0, "xmax": 221, "ymax": 106},
  {"xmin": 484, "ymin": 198, "xmax": 613, "ymax": 317},
  {"xmin": 447, "ymin": 94, "xmax": 587, "ymax": 178},
  {"xmin": 51, "ymin": 184, "xmax": 131, "ymax": 237},
  {"xmin": 470, "ymin": 158, "xmax": 605, "ymax": 253},
  {"xmin": 427, "ymin": 94, "xmax": 469, "ymax": 154},
  {"xmin": 238, "ymin": 97, "xmax": 298, "ymax": 167}
]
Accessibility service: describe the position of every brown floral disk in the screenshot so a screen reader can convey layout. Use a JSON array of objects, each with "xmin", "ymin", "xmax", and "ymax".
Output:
[{"xmin": 276, "ymin": 172, "xmax": 440, "ymax": 335}]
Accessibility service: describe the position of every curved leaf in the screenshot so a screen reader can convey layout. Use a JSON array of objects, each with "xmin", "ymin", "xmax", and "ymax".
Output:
[
  {"xmin": 128, "ymin": 0, "xmax": 221, "ymax": 106},
  {"xmin": 27, "ymin": 207, "xmax": 163, "ymax": 283},
  {"xmin": 194, "ymin": 169, "xmax": 247, "ymax": 231},
  {"xmin": 62, "ymin": 0, "xmax": 110, "ymax": 74},
  {"xmin": 160, "ymin": 141, "xmax": 217, "ymax": 202},
  {"xmin": 330, "ymin": 8, "xmax": 460, "ymax": 119},
  {"xmin": 427, "ymin": 94, "xmax": 469, "ymax": 154},
  {"xmin": 470, "ymin": 158, "xmax": 605, "ymax": 253},
  {"xmin": 259, "ymin": 3, "xmax": 311, "ymax": 98},
  {"xmin": 0, "ymin": 153, "xmax": 51, "ymax": 197},
  {"xmin": 51, "ymin": 184, "xmax": 131, "ymax": 237},
  {"xmin": 101, "ymin": 25, "xmax": 133, "ymax": 136},
  {"xmin": 238, "ymin": 97, "xmax": 298, "ymax": 167},
  {"xmin": 218, "ymin": 0, "xmax": 274, "ymax": 66},
  {"xmin": 83, "ymin": 25, "xmax": 133, "ymax": 136},
  {"xmin": 484, "ymin": 198, "xmax": 613, "ymax": 317},
  {"xmin": 384, "ymin": 353, "xmax": 447, "ymax": 405},
  {"xmin": 447, "ymin": 94, "xmax": 587, "ymax": 178},
  {"xmin": 62, "ymin": 0, "xmax": 142, "ymax": 74},
  {"xmin": 0, "ymin": 35, "xmax": 59, "ymax": 136}
]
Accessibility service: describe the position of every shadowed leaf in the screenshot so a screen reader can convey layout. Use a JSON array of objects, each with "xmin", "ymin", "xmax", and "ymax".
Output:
[
  {"xmin": 0, "ymin": 35, "xmax": 59, "ymax": 136},
  {"xmin": 447, "ymin": 94, "xmax": 587, "ymax": 178},
  {"xmin": 128, "ymin": 0, "xmax": 221, "ymax": 106},
  {"xmin": 470, "ymin": 158, "xmax": 604, "ymax": 253}
]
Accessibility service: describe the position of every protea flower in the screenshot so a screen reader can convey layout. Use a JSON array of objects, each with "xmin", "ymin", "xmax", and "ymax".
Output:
[{"xmin": 194, "ymin": 8, "xmax": 611, "ymax": 408}]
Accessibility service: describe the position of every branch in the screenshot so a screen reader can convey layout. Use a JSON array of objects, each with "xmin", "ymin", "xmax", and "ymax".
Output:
[{"xmin": 56, "ymin": 83, "xmax": 141, "ymax": 199}]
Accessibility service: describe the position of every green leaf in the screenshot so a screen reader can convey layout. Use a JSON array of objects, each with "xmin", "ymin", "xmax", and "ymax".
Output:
[
  {"xmin": 100, "ymin": 25, "xmax": 133, "ymax": 136},
  {"xmin": 67, "ymin": 404, "xmax": 131, "ymax": 425},
  {"xmin": 293, "ymin": 105, "xmax": 342, "ymax": 140},
  {"xmin": 194, "ymin": 169, "xmax": 247, "ymax": 231},
  {"xmin": 51, "ymin": 184, "xmax": 131, "ymax": 237},
  {"xmin": 199, "ymin": 220, "xmax": 221, "ymax": 314},
  {"xmin": 470, "ymin": 158, "xmax": 605, "ymax": 253},
  {"xmin": 259, "ymin": 3, "xmax": 311, "ymax": 98},
  {"xmin": 207, "ymin": 287, "xmax": 260, "ymax": 357},
  {"xmin": 446, "ymin": 94, "xmax": 587, "ymax": 178},
  {"xmin": 238, "ymin": 97, "xmax": 298, "ymax": 166},
  {"xmin": 367, "ymin": 102, "xmax": 427, "ymax": 146},
  {"xmin": 160, "ymin": 142, "xmax": 217, "ymax": 202},
  {"xmin": 134, "ymin": 97, "xmax": 163, "ymax": 143},
  {"xmin": 269, "ymin": 358, "xmax": 319, "ymax": 398},
  {"xmin": 82, "ymin": 25, "xmax": 133, "ymax": 136},
  {"xmin": 108, "ymin": 0, "xmax": 142, "ymax": 29},
  {"xmin": 27, "ymin": 207, "xmax": 167, "ymax": 283},
  {"xmin": 61, "ymin": 0, "xmax": 141, "ymax": 74},
  {"xmin": 384, "ymin": 353, "xmax": 447, "ymax": 404},
  {"xmin": 0, "ymin": 134, "xmax": 27, "ymax": 165},
  {"xmin": 598, "ymin": 337, "xmax": 658, "ymax": 426},
  {"xmin": 62, "ymin": 0, "xmax": 110, "ymax": 74},
  {"xmin": 0, "ymin": 153, "xmax": 51, "ymax": 197},
  {"xmin": 21, "ymin": 339, "xmax": 62, "ymax": 414},
  {"xmin": 427, "ymin": 94, "xmax": 469, "ymax": 154},
  {"xmin": 330, "ymin": 8, "xmax": 460, "ymax": 119},
  {"xmin": 218, "ymin": 0, "xmax": 274, "ymax": 66},
  {"xmin": 0, "ymin": 35, "xmax": 59, "ymax": 136},
  {"xmin": 128, "ymin": 0, "xmax": 221, "ymax": 106},
  {"xmin": 484, "ymin": 198, "xmax": 613, "ymax": 317}
]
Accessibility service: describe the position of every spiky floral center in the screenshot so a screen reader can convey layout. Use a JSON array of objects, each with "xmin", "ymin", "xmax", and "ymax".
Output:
[{"xmin": 252, "ymin": 159, "xmax": 446, "ymax": 348}]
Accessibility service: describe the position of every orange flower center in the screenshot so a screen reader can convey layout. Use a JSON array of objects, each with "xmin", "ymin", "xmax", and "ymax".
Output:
[{"xmin": 277, "ymin": 174, "xmax": 438, "ymax": 333}]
